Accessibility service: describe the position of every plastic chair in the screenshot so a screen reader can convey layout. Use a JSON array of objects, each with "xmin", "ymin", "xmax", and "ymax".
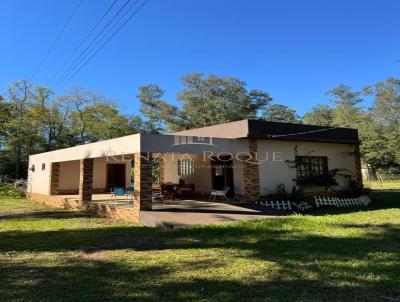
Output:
[
  {"xmin": 111, "ymin": 187, "xmax": 126, "ymax": 203},
  {"xmin": 208, "ymin": 186, "xmax": 230, "ymax": 201}
]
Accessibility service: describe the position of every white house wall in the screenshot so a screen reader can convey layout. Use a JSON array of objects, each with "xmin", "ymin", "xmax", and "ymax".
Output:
[
  {"xmin": 29, "ymin": 134, "xmax": 140, "ymax": 164},
  {"xmin": 257, "ymin": 140, "xmax": 357, "ymax": 195},
  {"xmin": 27, "ymin": 158, "xmax": 50, "ymax": 195}
]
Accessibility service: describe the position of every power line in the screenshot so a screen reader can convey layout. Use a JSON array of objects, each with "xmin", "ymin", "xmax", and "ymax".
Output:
[
  {"xmin": 52, "ymin": 0, "xmax": 133, "ymax": 89},
  {"xmin": 47, "ymin": 0, "xmax": 119, "ymax": 86},
  {"xmin": 30, "ymin": 0, "xmax": 84, "ymax": 81},
  {"xmin": 266, "ymin": 127, "xmax": 337, "ymax": 138},
  {"xmin": 56, "ymin": 0, "xmax": 148, "ymax": 89}
]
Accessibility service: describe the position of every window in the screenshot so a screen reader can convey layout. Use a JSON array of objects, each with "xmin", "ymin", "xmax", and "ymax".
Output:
[
  {"xmin": 295, "ymin": 156, "xmax": 328, "ymax": 185},
  {"xmin": 178, "ymin": 159, "xmax": 194, "ymax": 176},
  {"xmin": 42, "ymin": 163, "xmax": 46, "ymax": 171},
  {"xmin": 31, "ymin": 165, "xmax": 35, "ymax": 172}
]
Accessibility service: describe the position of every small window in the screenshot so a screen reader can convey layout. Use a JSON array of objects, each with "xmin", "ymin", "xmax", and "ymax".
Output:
[
  {"xmin": 42, "ymin": 163, "xmax": 46, "ymax": 171},
  {"xmin": 295, "ymin": 156, "xmax": 328, "ymax": 185},
  {"xmin": 31, "ymin": 165, "xmax": 35, "ymax": 172},
  {"xmin": 178, "ymin": 159, "xmax": 194, "ymax": 176}
]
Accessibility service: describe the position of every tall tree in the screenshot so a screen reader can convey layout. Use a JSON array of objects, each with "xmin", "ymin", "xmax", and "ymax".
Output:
[
  {"xmin": 29, "ymin": 86, "xmax": 74, "ymax": 151},
  {"xmin": 362, "ymin": 78, "xmax": 400, "ymax": 172},
  {"xmin": 326, "ymin": 84, "xmax": 363, "ymax": 128},
  {"xmin": 83, "ymin": 103, "xmax": 140, "ymax": 141},
  {"xmin": 176, "ymin": 73, "xmax": 271, "ymax": 130},
  {"xmin": 137, "ymin": 84, "xmax": 178, "ymax": 133},
  {"xmin": 262, "ymin": 104, "xmax": 299, "ymax": 123},
  {"xmin": 303, "ymin": 104, "xmax": 334, "ymax": 126},
  {"xmin": 364, "ymin": 77, "xmax": 400, "ymax": 129},
  {"xmin": 4, "ymin": 80, "xmax": 41, "ymax": 178}
]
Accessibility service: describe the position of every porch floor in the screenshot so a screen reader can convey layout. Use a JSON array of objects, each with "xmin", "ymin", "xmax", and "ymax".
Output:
[
  {"xmin": 142, "ymin": 199, "xmax": 285, "ymax": 228},
  {"xmin": 58, "ymin": 194, "xmax": 287, "ymax": 228}
]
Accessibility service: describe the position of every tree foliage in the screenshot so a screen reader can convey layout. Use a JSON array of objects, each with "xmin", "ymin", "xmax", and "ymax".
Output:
[
  {"xmin": 303, "ymin": 104, "xmax": 333, "ymax": 126},
  {"xmin": 262, "ymin": 104, "xmax": 299, "ymax": 123},
  {"xmin": 0, "ymin": 81, "xmax": 142, "ymax": 179},
  {"xmin": 1, "ymin": 74, "xmax": 400, "ymax": 179}
]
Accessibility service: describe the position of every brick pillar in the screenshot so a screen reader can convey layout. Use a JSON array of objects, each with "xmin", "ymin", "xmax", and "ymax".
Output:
[
  {"xmin": 159, "ymin": 154, "xmax": 165, "ymax": 184},
  {"xmin": 354, "ymin": 144, "xmax": 363, "ymax": 186},
  {"xmin": 242, "ymin": 139, "xmax": 260, "ymax": 200},
  {"xmin": 79, "ymin": 158, "xmax": 93, "ymax": 201},
  {"xmin": 134, "ymin": 153, "xmax": 152, "ymax": 211},
  {"xmin": 49, "ymin": 162, "xmax": 60, "ymax": 195}
]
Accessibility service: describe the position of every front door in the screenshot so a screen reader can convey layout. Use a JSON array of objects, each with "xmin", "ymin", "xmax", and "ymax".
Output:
[
  {"xmin": 211, "ymin": 156, "xmax": 234, "ymax": 196},
  {"xmin": 107, "ymin": 164, "xmax": 126, "ymax": 189}
]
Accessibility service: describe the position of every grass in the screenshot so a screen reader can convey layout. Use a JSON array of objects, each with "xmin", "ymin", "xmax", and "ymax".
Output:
[
  {"xmin": 365, "ymin": 179, "xmax": 400, "ymax": 190},
  {"xmin": 0, "ymin": 188, "xmax": 399, "ymax": 302}
]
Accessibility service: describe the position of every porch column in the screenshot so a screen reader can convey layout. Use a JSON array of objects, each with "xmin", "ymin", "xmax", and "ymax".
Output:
[
  {"xmin": 134, "ymin": 153, "xmax": 152, "ymax": 211},
  {"xmin": 79, "ymin": 158, "xmax": 93, "ymax": 201},
  {"xmin": 354, "ymin": 144, "xmax": 363, "ymax": 186},
  {"xmin": 242, "ymin": 139, "xmax": 260, "ymax": 200},
  {"xmin": 49, "ymin": 162, "xmax": 60, "ymax": 195}
]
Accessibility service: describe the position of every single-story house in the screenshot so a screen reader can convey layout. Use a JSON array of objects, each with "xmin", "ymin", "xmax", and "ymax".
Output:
[{"xmin": 27, "ymin": 119, "xmax": 362, "ymax": 219}]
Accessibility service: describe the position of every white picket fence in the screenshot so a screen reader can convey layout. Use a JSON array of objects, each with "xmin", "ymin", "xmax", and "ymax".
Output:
[
  {"xmin": 257, "ymin": 200, "xmax": 292, "ymax": 210},
  {"xmin": 256, "ymin": 195, "xmax": 371, "ymax": 211},
  {"xmin": 314, "ymin": 195, "xmax": 371, "ymax": 208}
]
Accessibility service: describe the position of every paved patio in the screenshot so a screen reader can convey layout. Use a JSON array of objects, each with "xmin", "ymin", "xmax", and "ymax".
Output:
[
  {"xmin": 142, "ymin": 199, "xmax": 286, "ymax": 228},
  {"xmin": 57, "ymin": 194, "xmax": 287, "ymax": 228}
]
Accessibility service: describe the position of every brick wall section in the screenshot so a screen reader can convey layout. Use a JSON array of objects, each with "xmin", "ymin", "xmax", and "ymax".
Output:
[
  {"xmin": 134, "ymin": 153, "xmax": 153, "ymax": 211},
  {"xmin": 27, "ymin": 193, "xmax": 67, "ymax": 208},
  {"xmin": 242, "ymin": 139, "xmax": 261, "ymax": 200},
  {"xmin": 354, "ymin": 144, "xmax": 363, "ymax": 186},
  {"xmin": 27, "ymin": 193, "xmax": 140, "ymax": 222},
  {"xmin": 49, "ymin": 162, "xmax": 60, "ymax": 195},
  {"xmin": 159, "ymin": 154, "xmax": 165, "ymax": 184},
  {"xmin": 79, "ymin": 158, "xmax": 94, "ymax": 201}
]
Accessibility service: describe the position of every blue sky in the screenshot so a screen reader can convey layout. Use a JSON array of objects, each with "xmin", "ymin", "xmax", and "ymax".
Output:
[{"xmin": 1, "ymin": 0, "xmax": 399, "ymax": 115}]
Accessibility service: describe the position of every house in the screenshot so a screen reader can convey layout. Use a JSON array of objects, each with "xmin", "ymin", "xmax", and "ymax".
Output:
[{"xmin": 27, "ymin": 119, "xmax": 361, "ymax": 221}]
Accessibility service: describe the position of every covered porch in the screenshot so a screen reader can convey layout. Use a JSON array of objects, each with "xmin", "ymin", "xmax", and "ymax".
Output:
[{"xmin": 29, "ymin": 133, "xmax": 262, "ymax": 224}]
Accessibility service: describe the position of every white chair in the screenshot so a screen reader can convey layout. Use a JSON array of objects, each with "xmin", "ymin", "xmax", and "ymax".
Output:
[
  {"xmin": 152, "ymin": 191, "xmax": 166, "ymax": 204},
  {"xmin": 208, "ymin": 186, "xmax": 230, "ymax": 201}
]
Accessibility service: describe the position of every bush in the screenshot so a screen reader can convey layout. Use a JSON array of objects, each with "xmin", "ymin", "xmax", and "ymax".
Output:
[
  {"xmin": 339, "ymin": 180, "xmax": 371, "ymax": 198},
  {"xmin": 0, "ymin": 184, "xmax": 25, "ymax": 198},
  {"xmin": 261, "ymin": 184, "xmax": 307, "ymax": 203}
]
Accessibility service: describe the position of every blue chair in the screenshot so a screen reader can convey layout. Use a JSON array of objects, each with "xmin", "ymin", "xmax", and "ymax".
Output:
[{"xmin": 111, "ymin": 187, "xmax": 126, "ymax": 203}]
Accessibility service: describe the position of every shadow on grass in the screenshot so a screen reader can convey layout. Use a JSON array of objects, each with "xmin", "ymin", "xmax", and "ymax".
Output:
[
  {"xmin": 1, "ymin": 257, "xmax": 397, "ymax": 302},
  {"xmin": 0, "ymin": 191, "xmax": 399, "ymax": 301},
  {"xmin": 0, "ymin": 210, "xmax": 91, "ymax": 221},
  {"xmin": 0, "ymin": 209, "xmax": 399, "ymax": 301}
]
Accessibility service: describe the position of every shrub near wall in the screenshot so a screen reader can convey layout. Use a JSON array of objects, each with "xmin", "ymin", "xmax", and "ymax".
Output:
[{"xmin": 0, "ymin": 184, "xmax": 25, "ymax": 198}]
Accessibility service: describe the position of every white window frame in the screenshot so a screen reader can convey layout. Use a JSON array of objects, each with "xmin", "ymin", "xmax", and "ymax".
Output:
[{"xmin": 178, "ymin": 158, "xmax": 194, "ymax": 176}]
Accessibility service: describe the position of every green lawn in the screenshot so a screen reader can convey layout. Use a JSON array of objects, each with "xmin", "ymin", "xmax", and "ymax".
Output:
[{"xmin": 0, "ymin": 189, "xmax": 399, "ymax": 302}]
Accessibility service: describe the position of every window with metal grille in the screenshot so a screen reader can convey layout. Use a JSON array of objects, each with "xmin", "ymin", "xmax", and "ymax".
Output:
[
  {"xmin": 178, "ymin": 158, "xmax": 194, "ymax": 176},
  {"xmin": 295, "ymin": 156, "xmax": 328, "ymax": 184}
]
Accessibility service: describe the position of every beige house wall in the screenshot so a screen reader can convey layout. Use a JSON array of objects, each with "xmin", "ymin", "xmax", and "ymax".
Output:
[
  {"xmin": 59, "ymin": 160, "xmax": 80, "ymax": 190},
  {"xmin": 257, "ymin": 140, "xmax": 357, "ymax": 195},
  {"xmin": 162, "ymin": 153, "xmax": 212, "ymax": 195},
  {"xmin": 92, "ymin": 157, "xmax": 132, "ymax": 190},
  {"xmin": 162, "ymin": 153, "xmax": 245, "ymax": 196}
]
